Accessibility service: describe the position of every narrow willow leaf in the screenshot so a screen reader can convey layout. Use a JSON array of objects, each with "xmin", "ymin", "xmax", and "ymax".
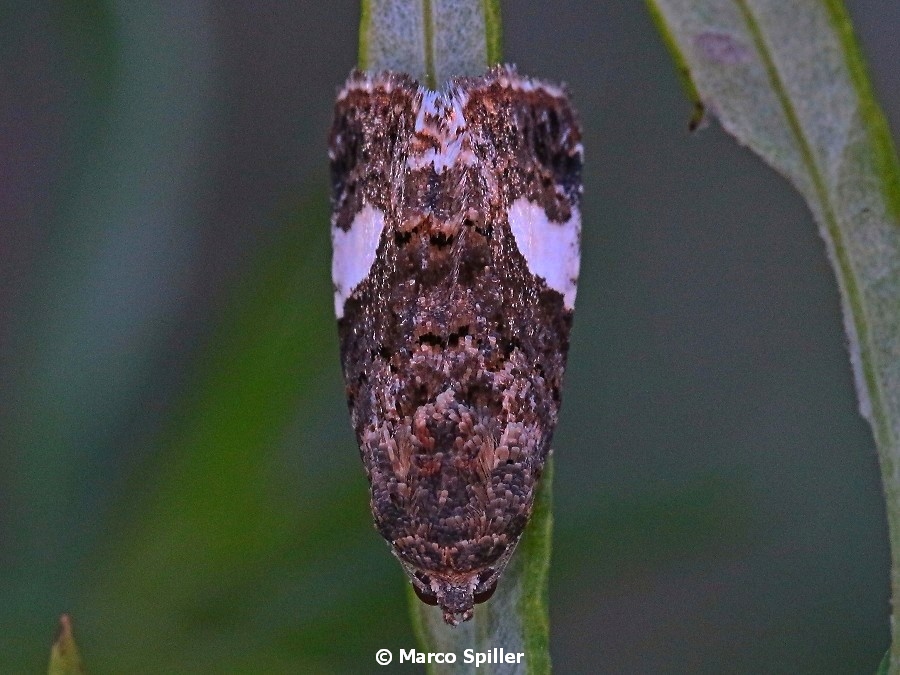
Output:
[
  {"xmin": 646, "ymin": 0, "xmax": 900, "ymax": 668},
  {"xmin": 359, "ymin": 2, "xmax": 553, "ymax": 672},
  {"xmin": 359, "ymin": 0, "xmax": 502, "ymax": 86},
  {"xmin": 48, "ymin": 615, "xmax": 84, "ymax": 675},
  {"xmin": 410, "ymin": 458, "xmax": 553, "ymax": 675}
]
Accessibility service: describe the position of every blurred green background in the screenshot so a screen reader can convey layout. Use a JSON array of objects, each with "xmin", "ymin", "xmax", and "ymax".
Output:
[{"xmin": 2, "ymin": 2, "xmax": 899, "ymax": 672}]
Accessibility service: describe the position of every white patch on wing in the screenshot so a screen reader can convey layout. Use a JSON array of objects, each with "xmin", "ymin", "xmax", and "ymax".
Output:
[
  {"xmin": 507, "ymin": 197, "xmax": 580, "ymax": 309},
  {"xmin": 332, "ymin": 204, "xmax": 385, "ymax": 318}
]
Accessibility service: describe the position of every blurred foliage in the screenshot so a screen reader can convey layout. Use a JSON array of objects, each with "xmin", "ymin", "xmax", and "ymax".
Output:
[
  {"xmin": 0, "ymin": 3, "xmax": 414, "ymax": 670},
  {"xmin": 47, "ymin": 615, "xmax": 84, "ymax": 675}
]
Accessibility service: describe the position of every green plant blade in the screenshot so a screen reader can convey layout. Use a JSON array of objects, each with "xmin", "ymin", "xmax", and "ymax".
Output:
[
  {"xmin": 48, "ymin": 615, "xmax": 84, "ymax": 675},
  {"xmin": 359, "ymin": 0, "xmax": 502, "ymax": 87},
  {"xmin": 410, "ymin": 458, "xmax": 553, "ymax": 675},
  {"xmin": 646, "ymin": 0, "xmax": 900, "ymax": 668}
]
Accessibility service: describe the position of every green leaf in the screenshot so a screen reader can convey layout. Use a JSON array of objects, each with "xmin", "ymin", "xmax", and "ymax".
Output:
[
  {"xmin": 48, "ymin": 615, "xmax": 84, "ymax": 675},
  {"xmin": 410, "ymin": 458, "xmax": 553, "ymax": 675},
  {"xmin": 646, "ymin": 0, "xmax": 900, "ymax": 669},
  {"xmin": 359, "ymin": 2, "xmax": 553, "ymax": 670},
  {"xmin": 359, "ymin": 0, "xmax": 502, "ymax": 87}
]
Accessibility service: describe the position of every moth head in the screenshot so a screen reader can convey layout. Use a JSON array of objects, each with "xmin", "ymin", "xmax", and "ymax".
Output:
[
  {"xmin": 398, "ymin": 537, "xmax": 520, "ymax": 625},
  {"xmin": 434, "ymin": 578, "xmax": 477, "ymax": 626}
]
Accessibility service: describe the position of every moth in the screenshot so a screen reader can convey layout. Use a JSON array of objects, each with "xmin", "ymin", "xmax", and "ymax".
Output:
[{"xmin": 329, "ymin": 65, "xmax": 582, "ymax": 625}]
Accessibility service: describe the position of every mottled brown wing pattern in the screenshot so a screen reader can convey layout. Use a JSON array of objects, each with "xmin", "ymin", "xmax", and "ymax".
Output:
[{"xmin": 330, "ymin": 66, "xmax": 581, "ymax": 625}]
